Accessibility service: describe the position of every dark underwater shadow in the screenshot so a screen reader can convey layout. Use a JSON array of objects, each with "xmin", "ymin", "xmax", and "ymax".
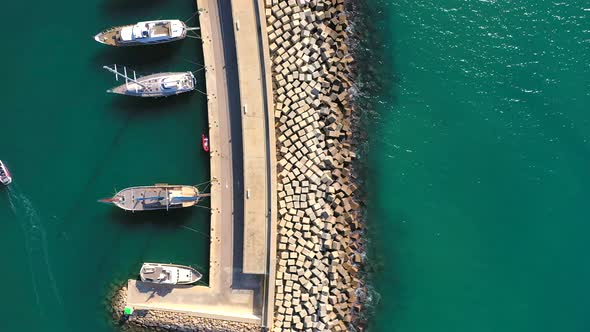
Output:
[
  {"xmin": 109, "ymin": 206, "xmax": 195, "ymax": 229},
  {"xmin": 346, "ymin": 1, "xmax": 404, "ymax": 331},
  {"xmin": 98, "ymin": 0, "xmax": 165, "ymax": 17},
  {"xmin": 59, "ymin": 111, "xmax": 137, "ymax": 231},
  {"xmin": 91, "ymin": 42, "xmax": 185, "ymax": 70},
  {"xmin": 108, "ymin": 90, "xmax": 196, "ymax": 115}
]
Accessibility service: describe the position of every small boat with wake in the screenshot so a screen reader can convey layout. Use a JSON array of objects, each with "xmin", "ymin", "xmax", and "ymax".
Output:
[
  {"xmin": 99, "ymin": 184, "xmax": 209, "ymax": 212},
  {"xmin": 202, "ymin": 133, "xmax": 209, "ymax": 152},
  {"xmin": 103, "ymin": 65, "xmax": 196, "ymax": 97},
  {"xmin": 94, "ymin": 19, "xmax": 198, "ymax": 47},
  {"xmin": 140, "ymin": 263, "xmax": 202, "ymax": 285},
  {"xmin": 0, "ymin": 160, "xmax": 12, "ymax": 185}
]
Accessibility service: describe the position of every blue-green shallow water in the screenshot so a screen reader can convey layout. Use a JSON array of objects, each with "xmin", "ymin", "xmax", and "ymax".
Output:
[
  {"xmin": 357, "ymin": 1, "xmax": 590, "ymax": 331},
  {"xmin": 0, "ymin": 1, "xmax": 208, "ymax": 331}
]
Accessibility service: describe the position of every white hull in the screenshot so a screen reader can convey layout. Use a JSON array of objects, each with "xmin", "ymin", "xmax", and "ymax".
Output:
[
  {"xmin": 103, "ymin": 67, "xmax": 196, "ymax": 98},
  {"xmin": 94, "ymin": 19, "xmax": 188, "ymax": 47},
  {"xmin": 99, "ymin": 184, "xmax": 206, "ymax": 212},
  {"xmin": 0, "ymin": 160, "xmax": 12, "ymax": 185},
  {"xmin": 140, "ymin": 263, "xmax": 202, "ymax": 285}
]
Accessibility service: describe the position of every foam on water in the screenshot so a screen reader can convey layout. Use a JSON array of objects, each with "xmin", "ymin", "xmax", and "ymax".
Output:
[{"xmin": 7, "ymin": 185, "xmax": 63, "ymax": 320}]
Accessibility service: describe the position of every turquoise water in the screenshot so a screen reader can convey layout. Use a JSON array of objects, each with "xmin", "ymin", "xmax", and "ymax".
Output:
[
  {"xmin": 2, "ymin": 0, "xmax": 589, "ymax": 331},
  {"xmin": 0, "ymin": 1, "xmax": 208, "ymax": 331},
  {"xmin": 359, "ymin": 1, "xmax": 590, "ymax": 331}
]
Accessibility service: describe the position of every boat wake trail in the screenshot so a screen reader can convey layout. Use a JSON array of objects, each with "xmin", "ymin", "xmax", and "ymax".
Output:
[
  {"xmin": 7, "ymin": 185, "xmax": 63, "ymax": 314},
  {"xmin": 7, "ymin": 185, "xmax": 18, "ymax": 214},
  {"xmin": 7, "ymin": 186, "xmax": 43, "ymax": 316}
]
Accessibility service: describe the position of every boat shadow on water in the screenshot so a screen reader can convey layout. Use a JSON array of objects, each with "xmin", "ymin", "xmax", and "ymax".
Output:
[
  {"xmin": 108, "ymin": 91, "xmax": 196, "ymax": 115},
  {"xmin": 98, "ymin": 0, "xmax": 166, "ymax": 17},
  {"xmin": 108, "ymin": 207, "xmax": 204, "ymax": 229},
  {"xmin": 91, "ymin": 42, "xmax": 185, "ymax": 72}
]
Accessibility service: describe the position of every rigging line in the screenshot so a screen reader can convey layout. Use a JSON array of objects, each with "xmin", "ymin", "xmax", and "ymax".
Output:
[
  {"xmin": 180, "ymin": 225, "xmax": 210, "ymax": 238},
  {"xmin": 183, "ymin": 58, "xmax": 205, "ymax": 68},
  {"xmin": 186, "ymin": 35, "xmax": 202, "ymax": 40},
  {"xmin": 194, "ymin": 87, "xmax": 208, "ymax": 96},
  {"xmin": 184, "ymin": 11, "xmax": 200, "ymax": 24},
  {"xmin": 188, "ymin": 30, "xmax": 201, "ymax": 37},
  {"xmin": 194, "ymin": 179, "xmax": 212, "ymax": 187},
  {"xmin": 201, "ymin": 181, "xmax": 212, "ymax": 193},
  {"xmin": 192, "ymin": 67, "xmax": 206, "ymax": 75}
]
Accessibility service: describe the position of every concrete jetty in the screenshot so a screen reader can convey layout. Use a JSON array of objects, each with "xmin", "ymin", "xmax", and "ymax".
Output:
[
  {"xmin": 119, "ymin": 0, "xmax": 278, "ymax": 330},
  {"xmin": 125, "ymin": 0, "xmax": 263, "ymax": 322},
  {"xmin": 113, "ymin": 0, "xmax": 365, "ymax": 331}
]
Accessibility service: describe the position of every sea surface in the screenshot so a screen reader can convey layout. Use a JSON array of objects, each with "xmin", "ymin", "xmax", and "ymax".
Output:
[
  {"xmin": 1, "ymin": 0, "xmax": 589, "ymax": 332},
  {"xmin": 0, "ymin": 1, "xmax": 209, "ymax": 331},
  {"xmin": 356, "ymin": 1, "xmax": 590, "ymax": 332}
]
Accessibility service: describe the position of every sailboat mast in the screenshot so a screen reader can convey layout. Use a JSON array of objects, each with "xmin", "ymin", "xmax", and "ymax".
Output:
[
  {"xmin": 133, "ymin": 70, "xmax": 138, "ymax": 93},
  {"xmin": 131, "ymin": 188, "xmax": 135, "ymax": 213},
  {"xmin": 102, "ymin": 65, "xmax": 147, "ymax": 88},
  {"xmin": 124, "ymin": 66, "xmax": 128, "ymax": 89},
  {"xmin": 166, "ymin": 187, "xmax": 169, "ymax": 211}
]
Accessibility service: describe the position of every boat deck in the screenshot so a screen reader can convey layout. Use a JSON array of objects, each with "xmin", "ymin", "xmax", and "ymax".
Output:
[
  {"xmin": 114, "ymin": 186, "xmax": 198, "ymax": 211},
  {"xmin": 109, "ymin": 72, "xmax": 195, "ymax": 97},
  {"xmin": 151, "ymin": 23, "xmax": 171, "ymax": 37},
  {"xmin": 96, "ymin": 26, "xmax": 124, "ymax": 46}
]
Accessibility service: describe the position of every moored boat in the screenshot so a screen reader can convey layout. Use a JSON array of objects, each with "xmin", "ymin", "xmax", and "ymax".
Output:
[
  {"xmin": 202, "ymin": 133, "xmax": 209, "ymax": 152},
  {"xmin": 0, "ymin": 160, "xmax": 12, "ymax": 185},
  {"xmin": 140, "ymin": 263, "xmax": 202, "ymax": 285},
  {"xmin": 103, "ymin": 65, "xmax": 196, "ymax": 98},
  {"xmin": 99, "ymin": 184, "xmax": 209, "ymax": 212},
  {"xmin": 94, "ymin": 19, "xmax": 196, "ymax": 46}
]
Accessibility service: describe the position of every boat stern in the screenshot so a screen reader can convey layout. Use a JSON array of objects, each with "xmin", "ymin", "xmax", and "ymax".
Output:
[
  {"xmin": 188, "ymin": 71, "xmax": 196, "ymax": 89},
  {"xmin": 0, "ymin": 161, "xmax": 12, "ymax": 186},
  {"xmin": 170, "ymin": 20, "xmax": 187, "ymax": 38}
]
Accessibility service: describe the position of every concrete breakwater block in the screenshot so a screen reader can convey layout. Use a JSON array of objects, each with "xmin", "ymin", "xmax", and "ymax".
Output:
[{"xmin": 267, "ymin": 0, "xmax": 365, "ymax": 331}]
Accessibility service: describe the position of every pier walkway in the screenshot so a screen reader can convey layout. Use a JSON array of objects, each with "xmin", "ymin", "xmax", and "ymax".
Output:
[
  {"xmin": 231, "ymin": 0, "xmax": 278, "ymax": 325},
  {"xmin": 126, "ymin": 0, "xmax": 276, "ymax": 327},
  {"xmin": 232, "ymin": 0, "xmax": 270, "ymax": 276}
]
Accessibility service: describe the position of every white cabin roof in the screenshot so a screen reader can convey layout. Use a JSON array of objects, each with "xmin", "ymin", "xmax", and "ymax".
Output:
[{"xmin": 120, "ymin": 26, "xmax": 134, "ymax": 41}]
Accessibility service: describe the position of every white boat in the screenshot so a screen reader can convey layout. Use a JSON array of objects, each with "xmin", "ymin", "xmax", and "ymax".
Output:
[
  {"xmin": 98, "ymin": 184, "xmax": 209, "ymax": 212},
  {"xmin": 102, "ymin": 65, "xmax": 196, "ymax": 98},
  {"xmin": 140, "ymin": 263, "xmax": 202, "ymax": 285},
  {"xmin": 0, "ymin": 160, "xmax": 12, "ymax": 185},
  {"xmin": 94, "ymin": 19, "xmax": 197, "ymax": 46}
]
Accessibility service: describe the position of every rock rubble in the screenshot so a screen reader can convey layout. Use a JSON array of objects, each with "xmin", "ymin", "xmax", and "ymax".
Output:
[{"xmin": 266, "ymin": 0, "xmax": 366, "ymax": 331}]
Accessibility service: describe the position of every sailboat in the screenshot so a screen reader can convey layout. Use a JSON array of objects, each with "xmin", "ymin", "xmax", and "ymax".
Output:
[
  {"xmin": 103, "ymin": 65, "xmax": 196, "ymax": 97},
  {"xmin": 99, "ymin": 184, "xmax": 209, "ymax": 212}
]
